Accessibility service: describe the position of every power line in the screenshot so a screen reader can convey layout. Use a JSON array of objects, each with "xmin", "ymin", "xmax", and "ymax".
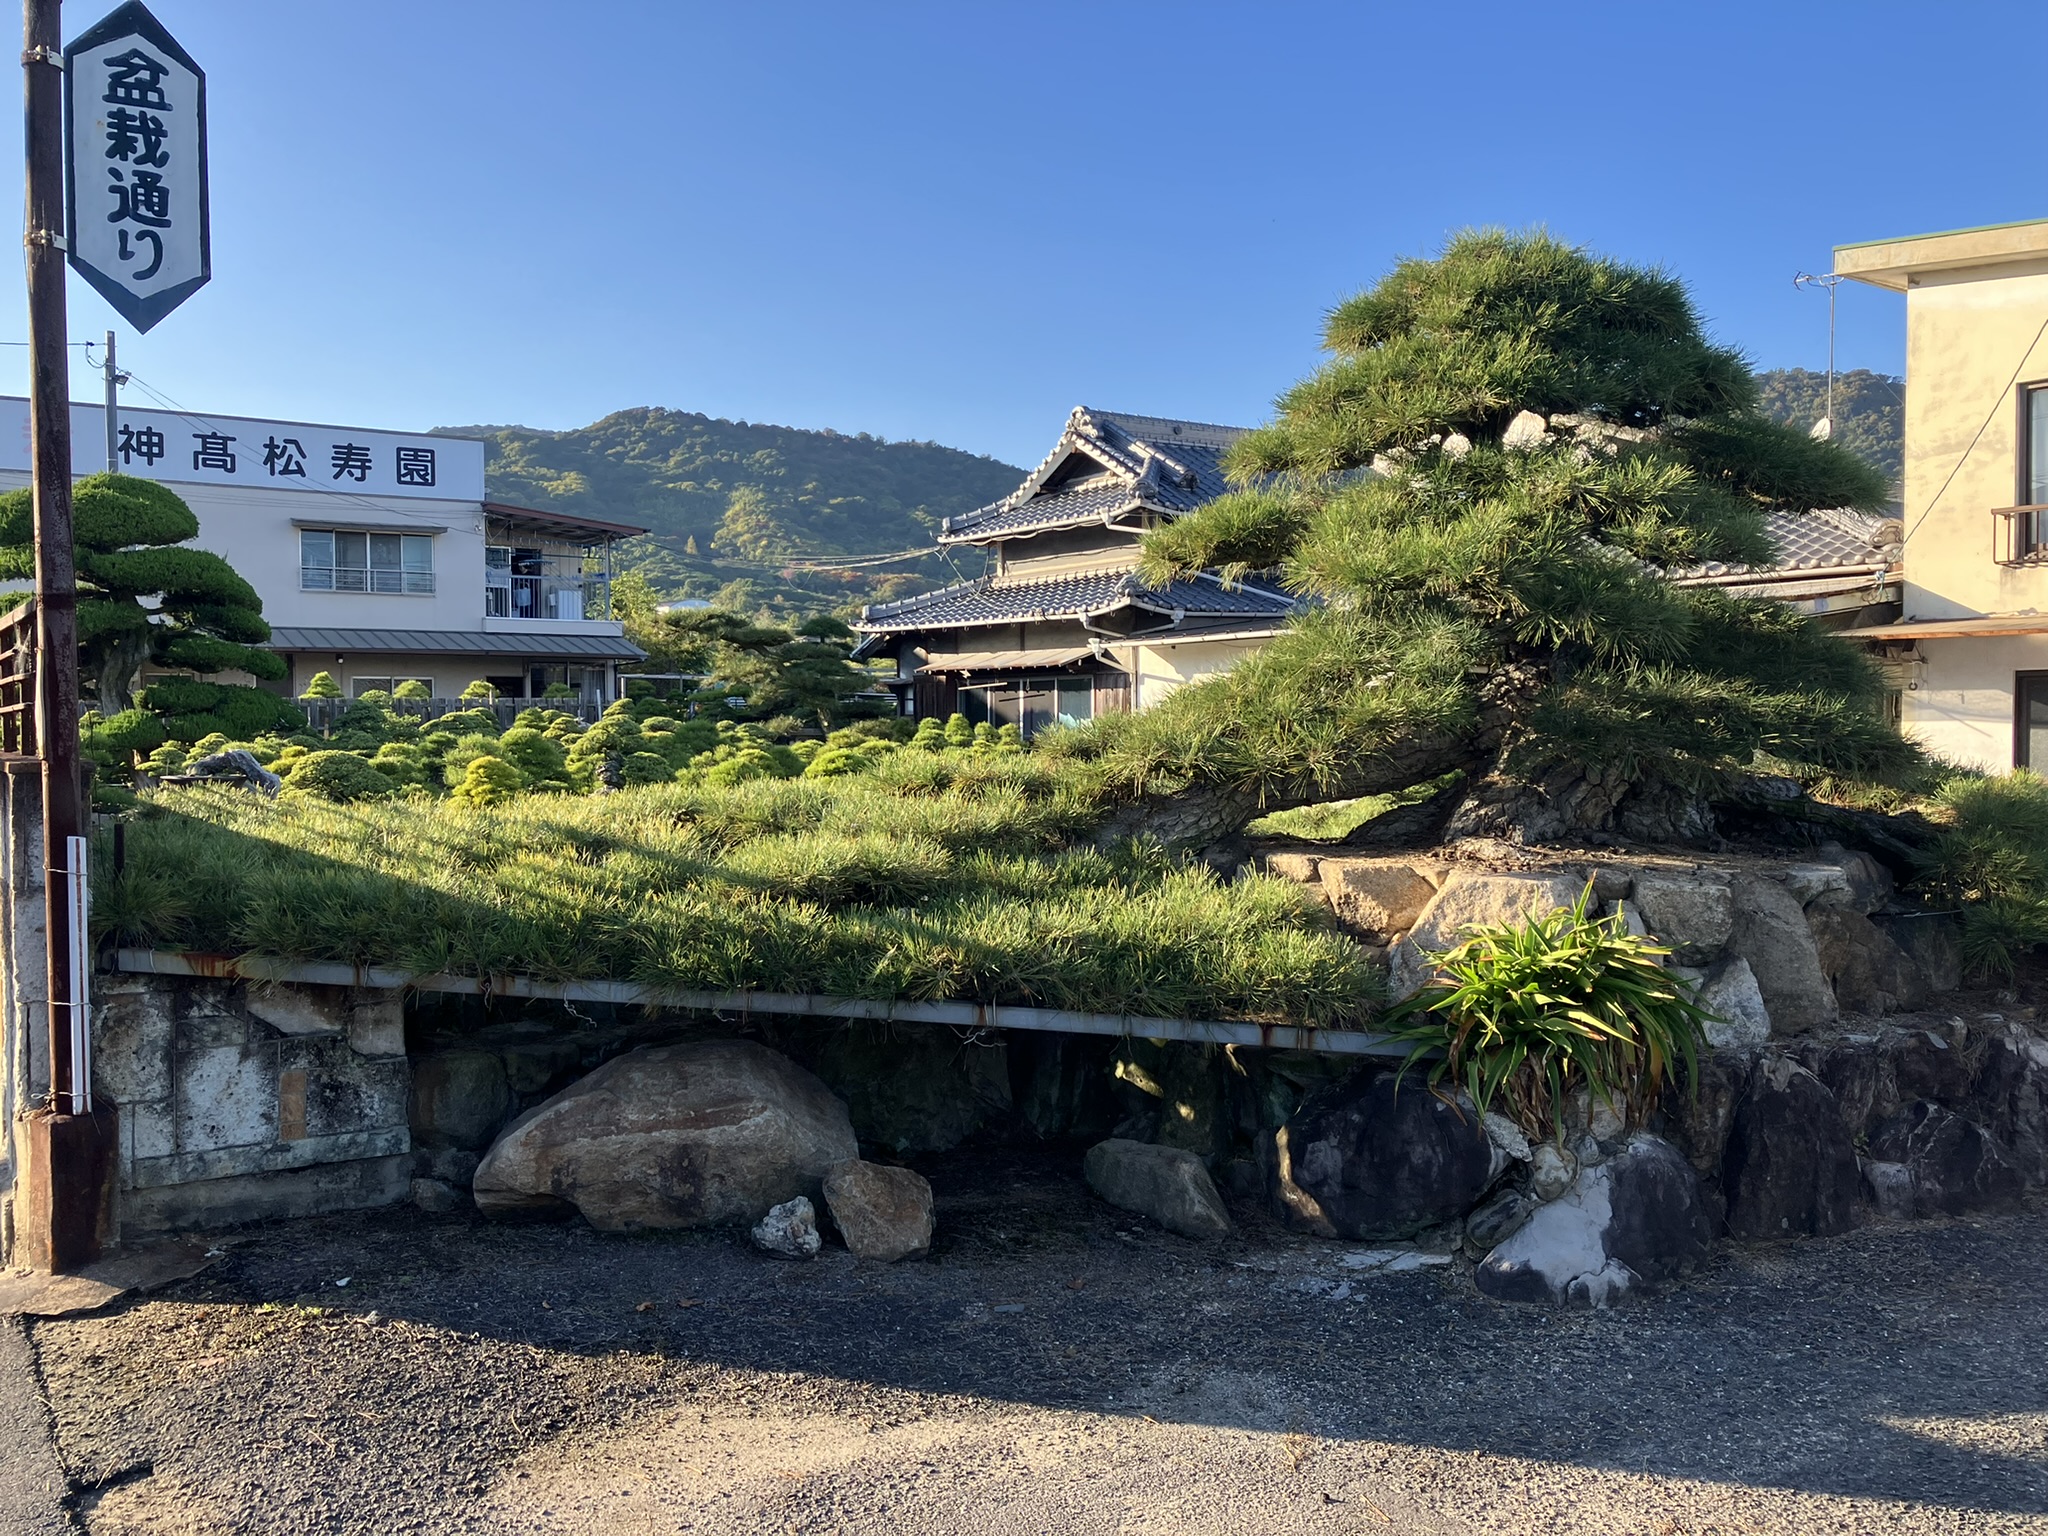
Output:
[{"xmin": 1901, "ymin": 311, "xmax": 2048, "ymax": 545}]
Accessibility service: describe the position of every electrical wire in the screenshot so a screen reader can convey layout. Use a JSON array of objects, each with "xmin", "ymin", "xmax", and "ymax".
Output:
[{"xmin": 1901, "ymin": 311, "xmax": 2048, "ymax": 545}]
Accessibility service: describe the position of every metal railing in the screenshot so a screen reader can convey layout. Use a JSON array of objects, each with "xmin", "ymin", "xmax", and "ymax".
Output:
[
  {"xmin": 485, "ymin": 574, "xmax": 610, "ymax": 621},
  {"xmin": 301, "ymin": 564, "xmax": 436, "ymax": 595},
  {"xmin": 1992, "ymin": 505, "xmax": 2048, "ymax": 566},
  {"xmin": 0, "ymin": 599, "xmax": 35, "ymax": 754}
]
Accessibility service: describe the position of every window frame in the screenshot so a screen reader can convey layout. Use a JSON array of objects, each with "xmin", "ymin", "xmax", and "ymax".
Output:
[
  {"xmin": 299, "ymin": 528, "xmax": 436, "ymax": 595},
  {"xmin": 2014, "ymin": 670, "xmax": 2048, "ymax": 771}
]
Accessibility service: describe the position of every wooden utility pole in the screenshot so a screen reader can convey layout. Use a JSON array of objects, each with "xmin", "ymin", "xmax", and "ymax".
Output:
[{"xmin": 20, "ymin": 0, "xmax": 113, "ymax": 1272}]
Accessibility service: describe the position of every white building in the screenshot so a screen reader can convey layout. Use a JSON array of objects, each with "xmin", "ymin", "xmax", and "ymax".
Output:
[{"xmin": 0, "ymin": 396, "xmax": 646, "ymax": 704}]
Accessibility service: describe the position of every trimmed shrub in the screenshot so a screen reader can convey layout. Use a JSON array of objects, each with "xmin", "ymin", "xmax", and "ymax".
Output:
[
  {"xmin": 284, "ymin": 750, "xmax": 393, "ymax": 803},
  {"xmin": 451, "ymin": 754, "xmax": 525, "ymax": 806}
]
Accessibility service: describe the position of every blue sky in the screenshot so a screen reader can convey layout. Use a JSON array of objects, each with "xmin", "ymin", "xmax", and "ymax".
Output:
[{"xmin": 4, "ymin": 1, "xmax": 2040, "ymax": 468}]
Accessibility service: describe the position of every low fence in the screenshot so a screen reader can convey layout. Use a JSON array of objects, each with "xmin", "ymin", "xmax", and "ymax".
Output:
[{"xmin": 296, "ymin": 696, "xmax": 608, "ymax": 732}]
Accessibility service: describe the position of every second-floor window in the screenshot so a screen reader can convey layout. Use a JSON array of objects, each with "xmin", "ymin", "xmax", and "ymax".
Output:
[
  {"xmin": 301, "ymin": 529, "xmax": 435, "ymax": 595},
  {"xmin": 2028, "ymin": 385, "xmax": 2048, "ymax": 508}
]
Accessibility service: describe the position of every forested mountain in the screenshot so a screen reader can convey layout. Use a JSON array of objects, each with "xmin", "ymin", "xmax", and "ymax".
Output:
[
  {"xmin": 434, "ymin": 409, "xmax": 1023, "ymax": 618},
  {"xmin": 1754, "ymin": 368, "xmax": 1904, "ymax": 488}
]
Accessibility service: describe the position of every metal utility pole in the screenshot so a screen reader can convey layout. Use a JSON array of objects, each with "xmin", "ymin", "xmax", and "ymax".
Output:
[
  {"xmin": 101, "ymin": 328, "xmax": 117, "ymax": 471},
  {"xmin": 1794, "ymin": 270, "xmax": 1845, "ymax": 437},
  {"xmin": 21, "ymin": 0, "xmax": 112, "ymax": 1273}
]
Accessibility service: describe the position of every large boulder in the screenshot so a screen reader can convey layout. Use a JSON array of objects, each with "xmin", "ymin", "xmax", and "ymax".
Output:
[
  {"xmin": 822, "ymin": 1159, "xmax": 935, "ymax": 1262},
  {"xmin": 1083, "ymin": 1139, "xmax": 1231, "ymax": 1240},
  {"xmin": 1476, "ymin": 1135, "xmax": 1711, "ymax": 1307},
  {"xmin": 1317, "ymin": 857, "xmax": 1441, "ymax": 938},
  {"xmin": 1273, "ymin": 1070, "xmax": 1501, "ymax": 1240},
  {"xmin": 1806, "ymin": 907, "xmax": 1927, "ymax": 1016},
  {"xmin": 1659, "ymin": 1048, "xmax": 1750, "ymax": 1178},
  {"xmin": 1726, "ymin": 875, "xmax": 1837, "ymax": 1033},
  {"xmin": 1873, "ymin": 913, "xmax": 1962, "ymax": 994},
  {"xmin": 1869, "ymin": 1102, "xmax": 2024, "ymax": 1217},
  {"xmin": 472, "ymin": 1040, "xmax": 857, "ymax": 1230},
  {"xmin": 1889, "ymin": 1028, "xmax": 1974, "ymax": 1105},
  {"xmin": 1721, "ymin": 1056, "xmax": 1860, "ymax": 1239},
  {"xmin": 1966, "ymin": 1025, "xmax": 2048, "ymax": 1186},
  {"xmin": 1631, "ymin": 870, "xmax": 1734, "ymax": 964},
  {"xmin": 1390, "ymin": 871, "xmax": 1583, "ymax": 998},
  {"xmin": 1691, "ymin": 957, "xmax": 1771, "ymax": 1048},
  {"xmin": 1810, "ymin": 1034, "xmax": 1895, "ymax": 1142}
]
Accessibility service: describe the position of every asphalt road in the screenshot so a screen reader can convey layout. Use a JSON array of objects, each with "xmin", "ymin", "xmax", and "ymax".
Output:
[{"xmin": 20, "ymin": 1151, "xmax": 2048, "ymax": 1535}]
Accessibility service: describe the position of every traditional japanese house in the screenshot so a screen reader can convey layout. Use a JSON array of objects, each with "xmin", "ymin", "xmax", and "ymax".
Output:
[{"xmin": 852, "ymin": 408, "xmax": 1299, "ymax": 732}]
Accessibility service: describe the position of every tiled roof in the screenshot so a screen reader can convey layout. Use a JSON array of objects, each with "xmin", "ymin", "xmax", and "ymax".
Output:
[
  {"xmin": 266, "ymin": 627, "xmax": 648, "ymax": 661},
  {"xmin": 1673, "ymin": 509, "xmax": 1902, "ymax": 581},
  {"xmin": 940, "ymin": 406, "xmax": 1247, "ymax": 544},
  {"xmin": 855, "ymin": 568, "xmax": 1295, "ymax": 632}
]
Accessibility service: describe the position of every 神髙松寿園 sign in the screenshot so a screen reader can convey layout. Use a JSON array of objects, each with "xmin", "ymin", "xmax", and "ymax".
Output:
[{"xmin": 64, "ymin": 1, "xmax": 208, "ymax": 332}]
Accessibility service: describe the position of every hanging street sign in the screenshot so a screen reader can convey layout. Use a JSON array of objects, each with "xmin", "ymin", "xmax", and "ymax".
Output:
[{"xmin": 63, "ymin": 2, "xmax": 209, "ymax": 333}]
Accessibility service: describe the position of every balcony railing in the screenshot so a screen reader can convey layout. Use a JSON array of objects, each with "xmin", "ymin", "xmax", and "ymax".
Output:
[
  {"xmin": 1992, "ymin": 505, "xmax": 2048, "ymax": 567},
  {"xmin": 301, "ymin": 564, "xmax": 436, "ymax": 595},
  {"xmin": 486, "ymin": 574, "xmax": 611, "ymax": 621}
]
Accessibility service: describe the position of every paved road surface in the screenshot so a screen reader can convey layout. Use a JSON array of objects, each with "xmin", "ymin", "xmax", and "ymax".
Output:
[{"xmin": 22, "ymin": 1153, "xmax": 2048, "ymax": 1535}]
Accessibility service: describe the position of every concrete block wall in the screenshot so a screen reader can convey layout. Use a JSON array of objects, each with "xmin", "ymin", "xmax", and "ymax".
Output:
[{"xmin": 92, "ymin": 977, "xmax": 412, "ymax": 1235}]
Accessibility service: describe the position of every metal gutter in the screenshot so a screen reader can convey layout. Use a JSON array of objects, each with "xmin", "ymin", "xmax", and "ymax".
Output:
[{"xmin": 110, "ymin": 948, "xmax": 1409, "ymax": 1058}]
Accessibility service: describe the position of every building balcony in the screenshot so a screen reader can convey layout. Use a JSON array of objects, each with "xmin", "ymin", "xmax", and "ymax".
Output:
[
  {"xmin": 1992, "ymin": 505, "xmax": 2048, "ymax": 566},
  {"xmin": 484, "ymin": 571, "xmax": 610, "ymax": 621}
]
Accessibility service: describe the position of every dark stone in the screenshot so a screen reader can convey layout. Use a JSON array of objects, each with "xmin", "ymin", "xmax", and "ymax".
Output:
[
  {"xmin": 1870, "ymin": 1101, "xmax": 2024, "ymax": 1216},
  {"xmin": 1813, "ymin": 1035, "xmax": 1895, "ymax": 1142},
  {"xmin": 1601, "ymin": 1135, "xmax": 1715, "ymax": 1283},
  {"xmin": 1658, "ymin": 1048, "xmax": 1749, "ymax": 1178},
  {"xmin": 1722, "ymin": 1056, "xmax": 1861, "ymax": 1240},
  {"xmin": 1872, "ymin": 913, "xmax": 1963, "ymax": 994},
  {"xmin": 1476, "ymin": 1135, "xmax": 1711, "ymax": 1307},
  {"xmin": 1463, "ymin": 1188, "xmax": 1535, "ymax": 1258},
  {"xmin": 1273, "ymin": 1069, "xmax": 1500, "ymax": 1241},
  {"xmin": 1889, "ymin": 1028, "xmax": 1974, "ymax": 1106},
  {"xmin": 410, "ymin": 1050, "xmax": 514, "ymax": 1150},
  {"xmin": 1806, "ymin": 907, "xmax": 1928, "ymax": 1016},
  {"xmin": 1011, "ymin": 1034, "xmax": 1120, "ymax": 1143},
  {"xmin": 810, "ymin": 1024, "xmax": 1010, "ymax": 1154},
  {"xmin": 1965, "ymin": 1027, "xmax": 2048, "ymax": 1186}
]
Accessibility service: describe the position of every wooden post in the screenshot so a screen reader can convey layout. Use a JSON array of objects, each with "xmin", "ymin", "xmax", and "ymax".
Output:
[{"xmin": 21, "ymin": 0, "xmax": 114, "ymax": 1271}]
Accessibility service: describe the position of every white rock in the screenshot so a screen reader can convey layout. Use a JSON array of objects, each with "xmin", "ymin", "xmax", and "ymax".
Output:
[
  {"xmin": 1588, "ymin": 1096, "xmax": 1626, "ymax": 1141},
  {"xmin": 1501, "ymin": 410, "xmax": 1551, "ymax": 451},
  {"xmin": 751, "ymin": 1196, "xmax": 822, "ymax": 1260},
  {"xmin": 1696, "ymin": 956, "xmax": 1772, "ymax": 1048},
  {"xmin": 1632, "ymin": 870, "xmax": 1734, "ymax": 965},
  {"xmin": 1482, "ymin": 1112, "xmax": 1532, "ymax": 1164},
  {"xmin": 1393, "ymin": 871, "xmax": 1583, "ymax": 999},
  {"xmin": 1442, "ymin": 432, "xmax": 1473, "ymax": 459},
  {"xmin": 1529, "ymin": 1141, "xmax": 1577, "ymax": 1202}
]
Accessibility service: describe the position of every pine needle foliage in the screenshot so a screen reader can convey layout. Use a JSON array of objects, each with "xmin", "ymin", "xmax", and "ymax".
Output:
[
  {"xmin": 1376, "ymin": 884, "xmax": 1712, "ymax": 1141},
  {"xmin": 1096, "ymin": 230, "xmax": 1910, "ymax": 820}
]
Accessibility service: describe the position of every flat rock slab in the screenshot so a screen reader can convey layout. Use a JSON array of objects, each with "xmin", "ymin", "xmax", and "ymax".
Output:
[{"xmin": 0, "ymin": 1237, "xmax": 221, "ymax": 1318}]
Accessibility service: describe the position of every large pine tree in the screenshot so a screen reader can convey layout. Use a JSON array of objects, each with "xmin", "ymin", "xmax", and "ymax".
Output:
[{"xmin": 1080, "ymin": 231, "xmax": 1904, "ymax": 847}]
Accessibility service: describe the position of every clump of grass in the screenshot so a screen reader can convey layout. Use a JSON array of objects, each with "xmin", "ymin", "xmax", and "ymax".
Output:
[
  {"xmin": 99, "ymin": 765, "xmax": 1382, "ymax": 1025},
  {"xmin": 1377, "ymin": 885, "xmax": 1711, "ymax": 1141}
]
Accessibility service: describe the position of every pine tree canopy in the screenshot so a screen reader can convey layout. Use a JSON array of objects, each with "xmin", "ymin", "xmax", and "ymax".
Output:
[
  {"xmin": 1081, "ymin": 230, "xmax": 1908, "ymax": 845},
  {"xmin": 0, "ymin": 473, "xmax": 284, "ymax": 708}
]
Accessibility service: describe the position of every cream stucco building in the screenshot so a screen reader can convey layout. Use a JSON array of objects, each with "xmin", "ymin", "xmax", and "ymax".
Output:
[{"xmin": 1837, "ymin": 218, "xmax": 2048, "ymax": 771}]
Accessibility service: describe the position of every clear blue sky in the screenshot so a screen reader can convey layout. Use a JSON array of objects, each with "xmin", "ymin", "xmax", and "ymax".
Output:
[{"xmin": 4, "ymin": 0, "xmax": 2040, "ymax": 468}]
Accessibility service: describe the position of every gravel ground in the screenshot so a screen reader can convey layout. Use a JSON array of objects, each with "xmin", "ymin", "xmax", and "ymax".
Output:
[{"xmin": 26, "ymin": 1149, "xmax": 2048, "ymax": 1536}]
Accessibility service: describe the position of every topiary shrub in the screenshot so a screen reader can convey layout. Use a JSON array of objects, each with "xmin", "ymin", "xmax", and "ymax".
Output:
[
  {"xmin": 450, "ymin": 754, "xmax": 525, "ymax": 806},
  {"xmin": 621, "ymin": 751, "xmax": 674, "ymax": 787},
  {"xmin": 995, "ymin": 723, "xmax": 1024, "ymax": 753},
  {"xmin": 459, "ymin": 679, "xmax": 497, "ymax": 702},
  {"xmin": 802, "ymin": 746, "xmax": 873, "ymax": 779},
  {"xmin": 944, "ymin": 713, "xmax": 974, "ymax": 748},
  {"xmin": 283, "ymin": 750, "xmax": 393, "ymax": 803},
  {"xmin": 429, "ymin": 708, "xmax": 500, "ymax": 738},
  {"xmin": 299, "ymin": 671, "xmax": 342, "ymax": 700},
  {"xmin": 393, "ymin": 679, "xmax": 431, "ymax": 701},
  {"xmin": 80, "ymin": 708, "xmax": 166, "ymax": 782},
  {"xmin": 496, "ymin": 727, "xmax": 570, "ymax": 789}
]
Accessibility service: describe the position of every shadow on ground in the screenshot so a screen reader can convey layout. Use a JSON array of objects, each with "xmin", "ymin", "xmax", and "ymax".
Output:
[{"xmin": 28, "ymin": 1147, "xmax": 2048, "ymax": 1535}]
